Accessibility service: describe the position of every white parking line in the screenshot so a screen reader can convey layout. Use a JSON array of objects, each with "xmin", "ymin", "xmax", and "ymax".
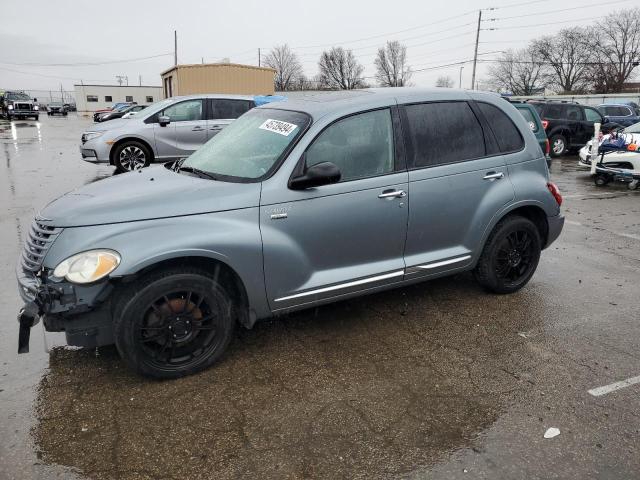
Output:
[{"xmin": 588, "ymin": 375, "xmax": 640, "ymax": 397}]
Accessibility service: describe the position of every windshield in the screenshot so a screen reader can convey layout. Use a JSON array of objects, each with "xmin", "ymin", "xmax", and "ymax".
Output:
[
  {"xmin": 183, "ymin": 108, "xmax": 310, "ymax": 181},
  {"xmin": 7, "ymin": 92, "xmax": 30, "ymax": 101}
]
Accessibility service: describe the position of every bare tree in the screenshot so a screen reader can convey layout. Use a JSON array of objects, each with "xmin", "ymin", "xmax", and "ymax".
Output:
[
  {"xmin": 374, "ymin": 41, "xmax": 412, "ymax": 87},
  {"xmin": 318, "ymin": 47, "xmax": 365, "ymax": 90},
  {"xmin": 263, "ymin": 44, "xmax": 304, "ymax": 91},
  {"xmin": 530, "ymin": 28, "xmax": 591, "ymax": 93},
  {"xmin": 586, "ymin": 8, "xmax": 640, "ymax": 93},
  {"xmin": 487, "ymin": 48, "xmax": 547, "ymax": 95},
  {"xmin": 435, "ymin": 76, "xmax": 454, "ymax": 88}
]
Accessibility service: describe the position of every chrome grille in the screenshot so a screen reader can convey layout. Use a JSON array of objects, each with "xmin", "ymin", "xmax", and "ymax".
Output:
[
  {"xmin": 15, "ymin": 103, "xmax": 32, "ymax": 111},
  {"xmin": 21, "ymin": 220, "xmax": 62, "ymax": 272}
]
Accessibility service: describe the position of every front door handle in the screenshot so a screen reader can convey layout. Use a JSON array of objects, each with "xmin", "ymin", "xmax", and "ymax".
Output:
[
  {"xmin": 209, "ymin": 126, "xmax": 222, "ymax": 131},
  {"xmin": 378, "ymin": 189, "xmax": 406, "ymax": 199},
  {"xmin": 192, "ymin": 126, "xmax": 205, "ymax": 131},
  {"xmin": 483, "ymin": 171, "xmax": 504, "ymax": 180}
]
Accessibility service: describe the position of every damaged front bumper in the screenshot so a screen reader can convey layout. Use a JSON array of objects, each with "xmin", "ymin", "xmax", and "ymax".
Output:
[{"xmin": 16, "ymin": 264, "xmax": 115, "ymax": 353}]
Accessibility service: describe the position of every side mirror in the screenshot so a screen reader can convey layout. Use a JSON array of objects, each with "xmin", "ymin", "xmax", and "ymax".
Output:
[
  {"xmin": 289, "ymin": 161, "xmax": 341, "ymax": 190},
  {"xmin": 158, "ymin": 115, "xmax": 170, "ymax": 126}
]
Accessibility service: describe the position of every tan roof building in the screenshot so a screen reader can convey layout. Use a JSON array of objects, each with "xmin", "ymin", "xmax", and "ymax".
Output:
[{"xmin": 160, "ymin": 63, "xmax": 275, "ymax": 98}]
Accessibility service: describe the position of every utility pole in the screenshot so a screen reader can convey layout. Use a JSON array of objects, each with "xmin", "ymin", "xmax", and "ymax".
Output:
[
  {"xmin": 60, "ymin": 83, "xmax": 64, "ymax": 103},
  {"xmin": 174, "ymin": 30, "xmax": 178, "ymax": 66},
  {"xmin": 139, "ymin": 75, "xmax": 142, "ymax": 86},
  {"xmin": 258, "ymin": 48, "xmax": 261, "ymax": 67},
  {"xmin": 471, "ymin": 9, "xmax": 482, "ymax": 90},
  {"xmin": 459, "ymin": 66, "xmax": 464, "ymax": 89}
]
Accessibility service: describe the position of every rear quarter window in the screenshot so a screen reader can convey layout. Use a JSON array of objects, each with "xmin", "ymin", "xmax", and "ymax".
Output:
[{"xmin": 478, "ymin": 102, "xmax": 524, "ymax": 153}]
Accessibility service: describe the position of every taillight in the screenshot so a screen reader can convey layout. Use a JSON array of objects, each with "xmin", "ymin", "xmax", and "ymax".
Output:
[
  {"xmin": 545, "ymin": 138, "xmax": 550, "ymax": 155},
  {"xmin": 547, "ymin": 182, "xmax": 562, "ymax": 206},
  {"xmin": 542, "ymin": 119, "xmax": 549, "ymax": 130}
]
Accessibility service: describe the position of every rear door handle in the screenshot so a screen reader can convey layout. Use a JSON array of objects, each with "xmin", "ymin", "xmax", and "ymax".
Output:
[
  {"xmin": 378, "ymin": 189, "xmax": 406, "ymax": 199},
  {"xmin": 209, "ymin": 125, "xmax": 223, "ymax": 131},
  {"xmin": 192, "ymin": 126, "xmax": 205, "ymax": 131},
  {"xmin": 483, "ymin": 171, "xmax": 504, "ymax": 180}
]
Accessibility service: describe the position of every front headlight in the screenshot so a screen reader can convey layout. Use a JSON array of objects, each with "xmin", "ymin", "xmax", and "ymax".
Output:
[
  {"xmin": 83, "ymin": 131, "xmax": 104, "ymax": 141},
  {"xmin": 7, "ymin": 104, "xmax": 13, "ymax": 110},
  {"xmin": 53, "ymin": 249, "xmax": 121, "ymax": 284},
  {"xmin": 34, "ymin": 105, "xmax": 39, "ymax": 111}
]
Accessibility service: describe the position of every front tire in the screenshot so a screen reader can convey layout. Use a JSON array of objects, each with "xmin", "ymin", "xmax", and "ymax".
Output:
[
  {"xmin": 550, "ymin": 134, "xmax": 567, "ymax": 157},
  {"xmin": 113, "ymin": 267, "xmax": 236, "ymax": 379},
  {"xmin": 474, "ymin": 215, "xmax": 541, "ymax": 294},
  {"xmin": 113, "ymin": 140, "xmax": 151, "ymax": 172}
]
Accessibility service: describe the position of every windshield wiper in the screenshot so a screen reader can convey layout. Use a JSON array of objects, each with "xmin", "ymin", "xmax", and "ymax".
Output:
[{"xmin": 178, "ymin": 165, "xmax": 220, "ymax": 180}]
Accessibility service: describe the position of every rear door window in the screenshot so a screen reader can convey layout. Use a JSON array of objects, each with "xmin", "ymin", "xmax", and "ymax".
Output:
[
  {"xmin": 544, "ymin": 104, "xmax": 564, "ymax": 119},
  {"xmin": 478, "ymin": 102, "xmax": 524, "ymax": 153},
  {"xmin": 566, "ymin": 105, "xmax": 582, "ymax": 121},
  {"xmin": 209, "ymin": 99, "xmax": 254, "ymax": 120},
  {"xmin": 402, "ymin": 101, "xmax": 486, "ymax": 168}
]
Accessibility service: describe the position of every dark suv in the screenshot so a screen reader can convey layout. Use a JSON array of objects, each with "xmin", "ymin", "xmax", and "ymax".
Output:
[
  {"xmin": 530, "ymin": 101, "xmax": 617, "ymax": 157},
  {"xmin": 597, "ymin": 104, "xmax": 640, "ymax": 127}
]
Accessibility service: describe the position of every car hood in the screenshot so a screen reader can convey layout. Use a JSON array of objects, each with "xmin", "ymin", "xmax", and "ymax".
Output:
[
  {"xmin": 39, "ymin": 166, "xmax": 261, "ymax": 227},
  {"xmin": 87, "ymin": 118, "xmax": 132, "ymax": 132}
]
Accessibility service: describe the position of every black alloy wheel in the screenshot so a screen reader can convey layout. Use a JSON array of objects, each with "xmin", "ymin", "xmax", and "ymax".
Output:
[
  {"xmin": 474, "ymin": 215, "xmax": 541, "ymax": 294},
  {"xmin": 114, "ymin": 268, "xmax": 235, "ymax": 378}
]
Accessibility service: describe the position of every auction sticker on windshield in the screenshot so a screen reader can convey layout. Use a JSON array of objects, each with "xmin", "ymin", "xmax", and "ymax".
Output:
[{"xmin": 259, "ymin": 119, "xmax": 298, "ymax": 136}]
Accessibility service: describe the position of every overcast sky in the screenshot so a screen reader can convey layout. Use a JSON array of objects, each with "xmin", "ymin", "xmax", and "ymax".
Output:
[{"xmin": 0, "ymin": 0, "xmax": 627, "ymax": 93}]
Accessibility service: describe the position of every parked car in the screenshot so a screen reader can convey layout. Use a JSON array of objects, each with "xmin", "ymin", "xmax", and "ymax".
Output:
[
  {"xmin": 0, "ymin": 90, "xmax": 39, "ymax": 120},
  {"xmin": 47, "ymin": 102, "xmax": 68, "ymax": 116},
  {"xmin": 508, "ymin": 100, "xmax": 551, "ymax": 167},
  {"xmin": 597, "ymin": 104, "xmax": 640, "ymax": 128},
  {"xmin": 80, "ymin": 95, "xmax": 256, "ymax": 172},
  {"xmin": 97, "ymin": 104, "xmax": 147, "ymax": 122},
  {"xmin": 93, "ymin": 102, "xmax": 133, "ymax": 122},
  {"xmin": 529, "ymin": 100, "xmax": 619, "ymax": 157},
  {"xmin": 64, "ymin": 103, "xmax": 77, "ymax": 112},
  {"xmin": 578, "ymin": 121, "xmax": 640, "ymax": 171},
  {"xmin": 121, "ymin": 106, "xmax": 148, "ymax": 119},
  {"xmin": 19, "ymin": 88, "xmax": 564, "ymax": 378}
]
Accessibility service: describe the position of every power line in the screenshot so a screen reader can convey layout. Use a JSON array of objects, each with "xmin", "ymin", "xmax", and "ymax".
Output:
[
  {"xmin": 0, "ymin": 53, "xmax": 173, "ymax": 67},
  {"xmin": 483, "ymin": 16, "xmax": 598, "ymax": 30},
  {"xmin": 488, "ymin": 0, "xmax": 630, "ymax": 20},
  {"xmin": 291, "ymin": 10, "xmax": 476, "ymax": 49},
  {"xmin": 0, "ymin": 65, "xmax": 111, "ymax": 82}
]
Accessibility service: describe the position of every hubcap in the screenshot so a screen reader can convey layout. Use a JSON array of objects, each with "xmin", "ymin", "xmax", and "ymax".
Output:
[
  {"xmin": 495, "ymin": 230, "xmax": 535, "ymax": 284},
  {"xmin": 136, "ymin": 291, "xmax": 221, "ymax": 370},
  {"xmin": 119, "ymin": 145, "xmax": 146, "ymax": 170}
]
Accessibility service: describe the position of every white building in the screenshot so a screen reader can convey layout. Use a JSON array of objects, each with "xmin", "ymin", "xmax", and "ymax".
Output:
[{"xmin": 74, "ymin": 84, "xmax": 163, "ymax": 113}]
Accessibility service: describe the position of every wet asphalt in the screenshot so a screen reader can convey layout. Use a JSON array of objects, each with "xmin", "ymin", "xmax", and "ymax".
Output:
[{"xmin": 0, "ymin": 114, "xmax": 639, "ymax": 480}]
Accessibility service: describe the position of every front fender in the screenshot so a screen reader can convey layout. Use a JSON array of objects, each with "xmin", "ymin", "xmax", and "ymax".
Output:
[{"xmin": 43, "ymin": 209, "xmax": 271, "ymax": 320}]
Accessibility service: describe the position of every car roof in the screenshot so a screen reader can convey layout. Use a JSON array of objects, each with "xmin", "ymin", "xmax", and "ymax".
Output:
[
  {"xmin": 598, "ymin": 103, "xmax": 631, "ymax": 107},
  {"xmin": 166, "ymin": 94, "xmax": 256, "ymax": 101},
  {"xmin": 260, "ymin": 87, "xmax": 490, "ymax": 119}
]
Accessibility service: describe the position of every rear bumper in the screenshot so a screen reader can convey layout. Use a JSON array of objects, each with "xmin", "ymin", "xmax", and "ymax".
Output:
[{"xmin": 546, "ymin": 214, "xmax": 564, "ymax": 248}]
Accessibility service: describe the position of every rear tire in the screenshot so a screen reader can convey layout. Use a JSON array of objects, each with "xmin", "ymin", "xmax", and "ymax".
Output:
[
  {"xmin": 474, "ymin": 215, "xmax": 541, "ymax": 294},
  {"xmin": 550, "ymin": 134, "xmax": 567, "ymax": 157},
  {"xmin": 594, "ymin": 174, "xmax": 610, "ymax": 187},
  {"xmin": 113, "ymin": 140, "xmax": 151, "ymax": 172},
  {"xmin": 113, "ymin": 267, "xmax": 236, "ymax": 379}
]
